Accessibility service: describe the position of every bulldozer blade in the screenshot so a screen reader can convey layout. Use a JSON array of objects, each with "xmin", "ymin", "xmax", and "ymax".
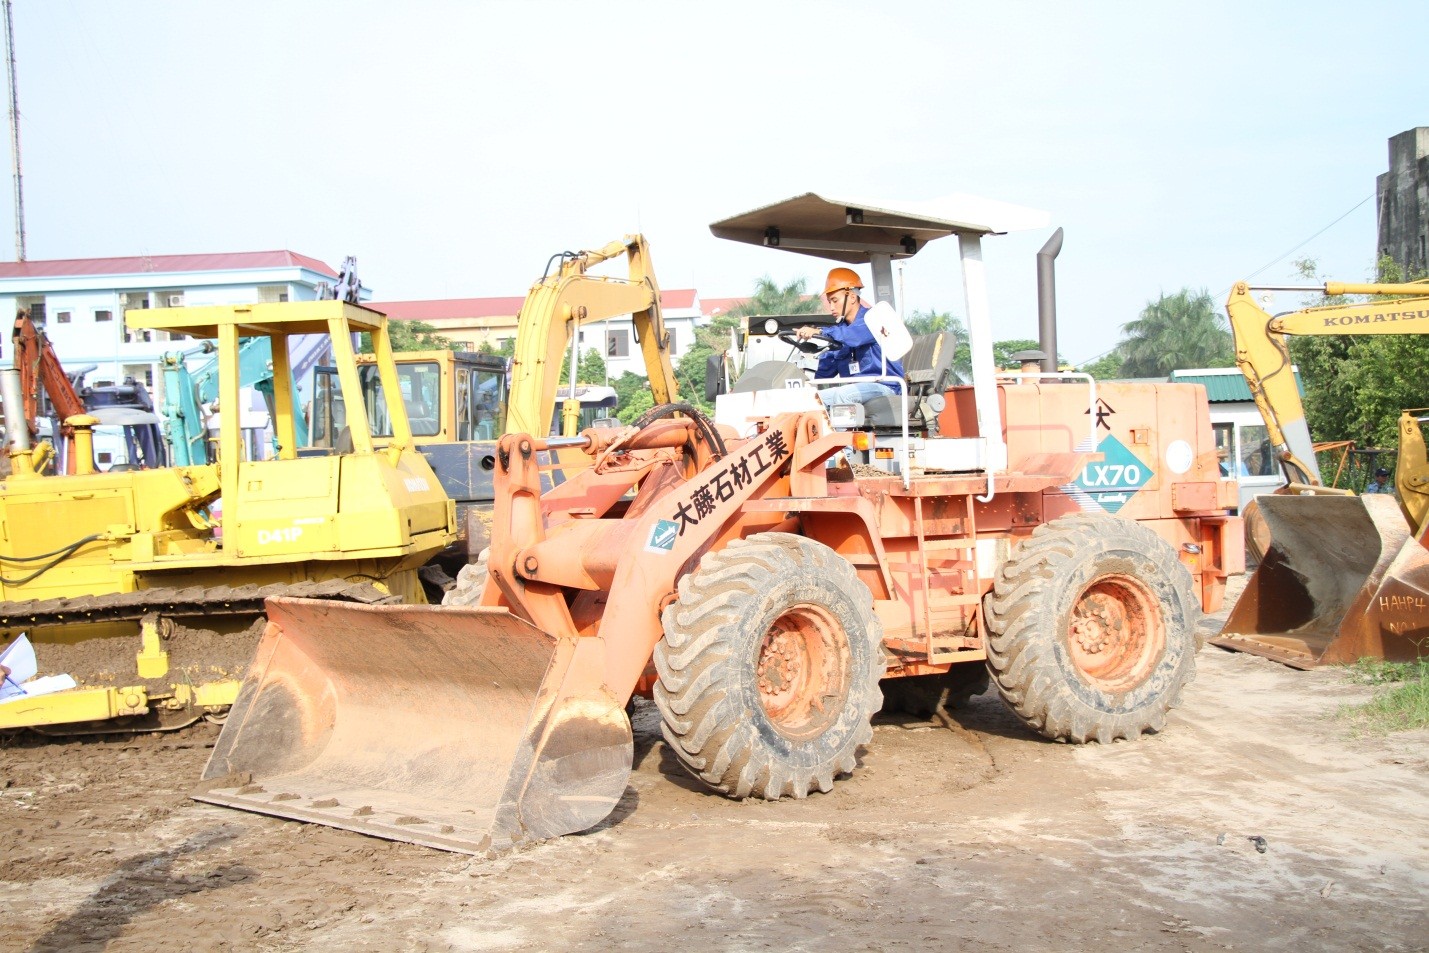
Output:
[
  {"xmin": 1214, "ymin": 493, "xmax": 1426, "ymax": 667},
  {"xmin": 194, "ymin": 597, "xmax": 633, "ymax": 856}
]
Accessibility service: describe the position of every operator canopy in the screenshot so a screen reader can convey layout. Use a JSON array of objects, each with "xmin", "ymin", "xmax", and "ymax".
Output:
[{"xmin": 710, "ymin": 192, "xmax": 1051, "ymax": 264}]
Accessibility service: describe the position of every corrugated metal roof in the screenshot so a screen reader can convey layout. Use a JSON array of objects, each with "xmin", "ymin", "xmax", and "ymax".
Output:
[
  {"xmin": 0, "ymin": 250, "xmax": 337, "ymax": 279},
  {"xmin": 1171, "ymin": 369, "xmax": 1303, "ymax": 402}
]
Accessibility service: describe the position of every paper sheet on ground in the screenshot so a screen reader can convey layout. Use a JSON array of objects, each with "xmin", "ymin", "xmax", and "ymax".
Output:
[{"xmin": 0, "ymin": 634, "xmax": 78, "ymax": 702}]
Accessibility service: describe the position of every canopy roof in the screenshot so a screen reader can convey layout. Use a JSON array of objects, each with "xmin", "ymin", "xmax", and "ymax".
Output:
[{"xmin": 710, "ymin": 192, "xmax": 1051, "ymax": 264}]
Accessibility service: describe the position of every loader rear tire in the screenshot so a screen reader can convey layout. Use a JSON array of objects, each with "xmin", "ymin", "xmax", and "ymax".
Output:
[
  {"xmin": 983, "ymin": 513, "xmax": 1199, "ymax": 744},
  {"xmin": 654, "ymin": 532, "xmax": 884, "ymax": 800}
]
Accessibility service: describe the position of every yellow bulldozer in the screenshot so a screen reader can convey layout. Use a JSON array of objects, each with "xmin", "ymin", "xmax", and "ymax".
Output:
[
  {"xmin": 0, "ymin": 300, "xmax": 455, "ymax": 731},
  {"xmin": 0, "ymin": 235, "xmax": 687, "ymax": 735},
  {"xmin": 1213, "ymin": 279, "xmax": 1429, "ymax": 667},
  {"xmin": 194, "ymin": 194, "xmax": 1244, "ymax": 856}
]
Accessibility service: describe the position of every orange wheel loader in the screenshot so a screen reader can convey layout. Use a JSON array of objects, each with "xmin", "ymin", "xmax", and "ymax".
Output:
[{"xmin": 195, "ymin": 195, "xmax": 1242, "ymax": 855}]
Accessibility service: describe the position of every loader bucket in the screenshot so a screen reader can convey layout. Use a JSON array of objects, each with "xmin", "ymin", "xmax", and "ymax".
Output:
[
  {"xmin": 1214, "ymin": 493, "xmax": 1427, "ymax": 667},
  {"xmin": 194, "ymin": 597, "xmax": 633, "ymax": 855}
]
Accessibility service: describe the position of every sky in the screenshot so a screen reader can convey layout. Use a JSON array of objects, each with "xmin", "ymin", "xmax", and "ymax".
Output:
[{"xmin": 5, "ymin": 0, "xmax": 1426, "ymax": 366}]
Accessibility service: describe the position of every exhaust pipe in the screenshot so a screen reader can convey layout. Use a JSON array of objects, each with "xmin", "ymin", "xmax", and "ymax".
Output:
[{"xmin": 1036, "ymin": 228, "xmax": 1063, "ymax": 373}]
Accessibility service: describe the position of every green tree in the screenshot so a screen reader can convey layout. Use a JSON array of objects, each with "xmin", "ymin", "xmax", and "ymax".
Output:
[
  {"xmin": 1118, "ymin": 289, "xmax": 1234, "ymax": 378},
  {"xmin": 1289, "ymin": 256, "xmax": 1429, "ymax": 448},
  {"xmin": 477, "ymin": 336, "xmax": 516, "ymax": 359},
  {"xmin": 611, "ymin": 370, "xmax": 650, "ymax": 414},
  {"xmin": 904, "ymin": 309, "xmax": 965, "ymax": 336},
  {"xmin": 558, "ymin": 347, "xmax": 608, "ymax": 387},
  {"xmin": 359, "ymin": 318, "xmax": 454, "ymax": 353},
  {"xmin": 1079, "ymin": 349, "xmax": 1126, "ymax": 380},
  {"xmin": 617, "ymin": 387, "xmax": 655, "ymax": 425},
  {"xmin": 992, "ymin": 338, "xmax": 1046, "ymax": 370}
]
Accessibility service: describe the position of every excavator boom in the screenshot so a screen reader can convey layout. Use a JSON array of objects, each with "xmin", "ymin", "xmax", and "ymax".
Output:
[
  {"xmin": 506, "ymin": 234, "xmax": 678, "ymax": 437},
  {"xmin": 11, "ymin": 311, "xmax": 88, "ymax": 470}
]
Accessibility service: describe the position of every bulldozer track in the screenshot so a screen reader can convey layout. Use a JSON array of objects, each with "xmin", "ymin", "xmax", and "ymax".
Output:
[{"xmin": 0, "ymin": 578, "xmax": 400, "ymax": 631}]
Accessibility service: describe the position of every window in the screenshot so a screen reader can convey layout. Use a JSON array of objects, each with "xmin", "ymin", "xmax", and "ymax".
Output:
[
  {"xmin": 358, "ymin": 361, "xmax": 442, "ymax": 438},
  {"xmin": 1213, "ymin": 422, "xmax": 1233, "ymax": 476},
  {"xmin": 95, "ymin": 309, "xmax": 114, "ymax": 322},
  {"xmin": 1238, "ymin": 423, "xmax": 1278, "ymax": 477},
  {"xmin": 666, "ymin": 327, "xmax": 677, "ymax": 355},
  {"xmin": 606, "ymin": 329, "xmax": 629, "ymax": 358},
  {"xmin": 56, "ymin": 311, "xmax": 72, "ymax": 324}
]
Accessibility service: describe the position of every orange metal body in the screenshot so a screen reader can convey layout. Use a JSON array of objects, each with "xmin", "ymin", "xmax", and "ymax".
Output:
[
  {"xmin": 197, "ymin": 376, "xmax": 1240, "ymax": 855},
  {"xmin": 487, "ymin": 378, "xmax": 1238, "ymax": 699}
]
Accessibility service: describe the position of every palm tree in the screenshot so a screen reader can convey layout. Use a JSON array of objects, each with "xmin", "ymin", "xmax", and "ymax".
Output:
[
  {"xmin": 725, "ymin": 276, "xmax": 824, "ymax": 322},
  {"xmin": 1119, "ymin": 289, "xmax": 1233, "ymax": 377}
]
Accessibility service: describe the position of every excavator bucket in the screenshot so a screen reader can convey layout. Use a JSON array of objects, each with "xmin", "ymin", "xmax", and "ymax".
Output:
[
  {"xmin": 194, "ymin": 597, "xmax": 633, "ymax": 855},
  {"xmin": 1214, "ymin": 493, "xmax": 1429, "ymax": 668}
]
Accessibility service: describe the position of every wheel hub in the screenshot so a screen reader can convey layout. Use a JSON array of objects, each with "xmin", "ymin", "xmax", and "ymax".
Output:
[
  {"xmin": 1066, "ymin": 576, "xmax": 1164, "ymax": 693},
  {"xmin": 757, "ymin": 627, "xmax": 804, "ymax": 698},
  {"xmin": 1071, "ymin": 592, "xmax": 1126, "ymax": 655},
  {"xmin": 755, "ymin": 604, "xmax": 848, "ymax": 740}
]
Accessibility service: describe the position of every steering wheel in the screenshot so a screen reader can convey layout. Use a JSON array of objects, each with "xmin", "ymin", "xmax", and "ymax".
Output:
[{"xmin": 778, "ymin": 330, "xmax": 837, "ymax": 355}]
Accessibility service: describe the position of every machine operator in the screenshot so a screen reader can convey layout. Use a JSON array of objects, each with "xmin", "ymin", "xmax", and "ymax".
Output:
[{"xmin": 794, "ymin": 267, "xmax": 905, "ymax": 407}]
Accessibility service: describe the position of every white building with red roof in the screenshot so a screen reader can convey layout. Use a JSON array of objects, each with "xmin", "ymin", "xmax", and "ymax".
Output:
[
  {"xmin": 367, "ymin": 287, "xmax": 705, "ymax": 381},
  {"xmin": 0, "ymin": 250, "xmax": 344, "ymax": 391}
]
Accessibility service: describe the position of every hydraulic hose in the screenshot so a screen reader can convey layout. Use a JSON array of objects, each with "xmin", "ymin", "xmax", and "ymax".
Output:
[{"xmin": 631, "ymin": 402, "xmax": 727, "ymax": 458}]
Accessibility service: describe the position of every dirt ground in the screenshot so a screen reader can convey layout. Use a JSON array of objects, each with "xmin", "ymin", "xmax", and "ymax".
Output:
[{"xmin": 2, "ymin": 577, "xmax": 1427, "ymax": 953}]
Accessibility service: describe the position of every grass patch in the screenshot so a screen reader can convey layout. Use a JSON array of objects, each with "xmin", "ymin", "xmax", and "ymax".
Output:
[{"xmin": 1337, "ymin": 657, "xmax": 1429, "ymax": 734}]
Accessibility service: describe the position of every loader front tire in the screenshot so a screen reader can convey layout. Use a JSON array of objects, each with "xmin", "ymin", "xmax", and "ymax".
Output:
[
  {"xmin": 983, "ymin": 513, "xmax": 1199, "ymax": 744},
  {"xmin": 654, "ymin": 532, "xmax": 884, "ymax": 800}
]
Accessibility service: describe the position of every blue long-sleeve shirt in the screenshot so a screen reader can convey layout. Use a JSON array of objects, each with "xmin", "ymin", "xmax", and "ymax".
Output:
[{"xmin": 814, "ymin": 305, "xmax": 905, "ymax": 393}]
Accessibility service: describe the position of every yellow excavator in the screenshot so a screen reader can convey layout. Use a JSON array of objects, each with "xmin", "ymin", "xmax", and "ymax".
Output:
[
  {"xmin": 1214, "ymin": 279, "xmax": 1429, "ymax": 667},
  {"xmin": 506, "ymin": 234, "xmax": 678, "ymax": 438}
]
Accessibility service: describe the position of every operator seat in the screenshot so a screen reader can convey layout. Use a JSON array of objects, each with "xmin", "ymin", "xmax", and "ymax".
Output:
[{"xmin": 862, "ymin": 332, "xmax": 957, "ymax": 431}]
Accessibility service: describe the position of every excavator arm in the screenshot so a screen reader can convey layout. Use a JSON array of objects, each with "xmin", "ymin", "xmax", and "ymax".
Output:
[
  {"xmin": 11, "ymin": 312, "xmax": 89, "ymax": 471},
  {"xmin": 506, "ymin": 235, "xmax": 679, "ymax": 437},
  {"xmin": 1227, "ymin": 279, "xmax": 1429, "ymax": 484}
]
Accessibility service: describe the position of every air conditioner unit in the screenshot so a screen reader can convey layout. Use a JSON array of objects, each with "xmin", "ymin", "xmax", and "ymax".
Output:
[{"xmin": 167, "ymin": 295, "xmax": 183, "ymax": 307}]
